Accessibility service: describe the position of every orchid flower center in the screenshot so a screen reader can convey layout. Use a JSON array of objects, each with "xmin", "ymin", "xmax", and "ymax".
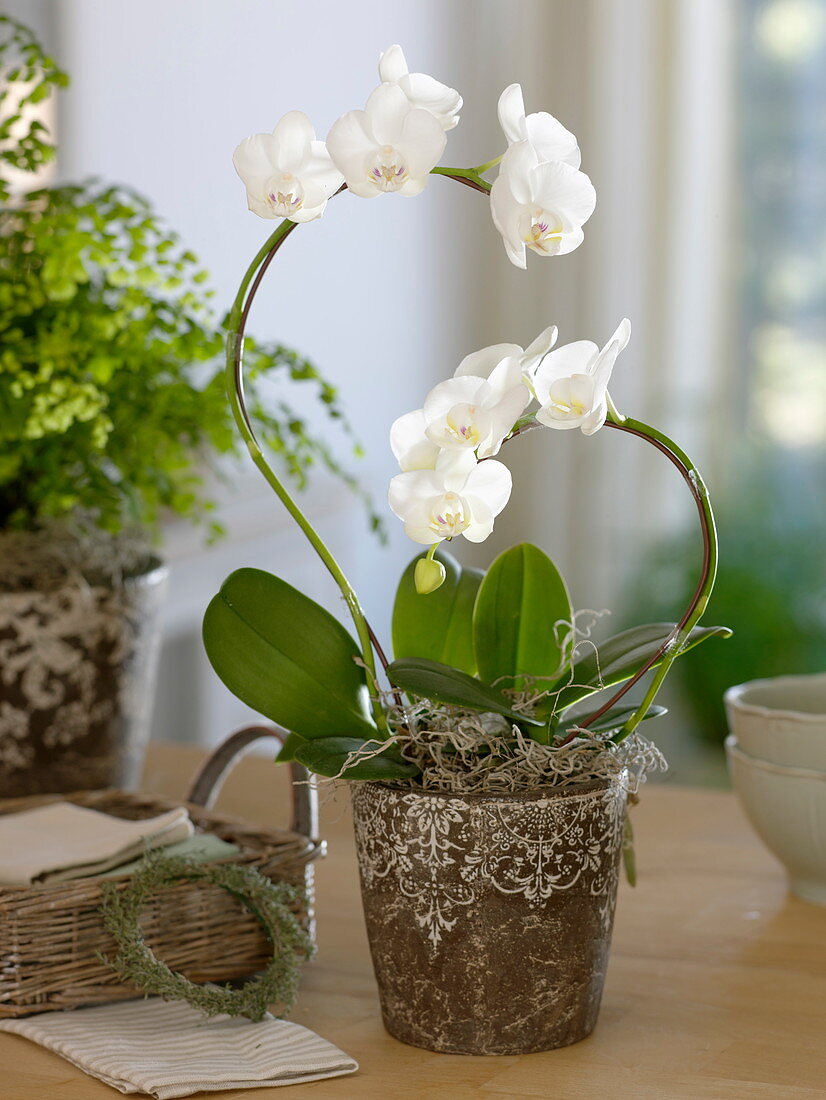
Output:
[
  {"xmin": 266, "ymin": 173, "xmax": 304, "ymax": 217},
  {"xmin": 428, "ymin": 492, "xmax": 470, "ymax": 539},
  {"xmin": 444, "ymin": 403, "xmax": 485, "ymax": 448},
  {"xmin": 523, "ymin": 207, "xmax": 564, "ymax": 255},
  {"xmin": 548, "ymin": 374, "xmax": 595, "ymax": 419},
  {"xmin": 369, "ymin": 145, "xmax": 409, "ymax": 191}
]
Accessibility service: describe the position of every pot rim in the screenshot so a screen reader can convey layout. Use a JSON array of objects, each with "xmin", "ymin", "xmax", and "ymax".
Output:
[
  {"xmin": 725, "ymin": 673, "xmax": 826, "ymax": 726},
  {"xmin": 0, "ymin": 555, "xmax": 167, "ymax": 596},
  {"xmin": 360, "ymin": 773, "xmax": 627, "ymax": 804}
]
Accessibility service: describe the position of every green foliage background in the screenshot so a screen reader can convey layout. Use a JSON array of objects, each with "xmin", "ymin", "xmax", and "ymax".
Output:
[
  {"xmin": 0, "ymin": 15, "xmax": 378, "ymax": 539},
  {"xmin": 627, "ymin": 456, "xmax": 826, "ymax": 743}
]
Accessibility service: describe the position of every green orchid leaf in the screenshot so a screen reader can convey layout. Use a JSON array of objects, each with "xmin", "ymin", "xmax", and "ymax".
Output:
[
  {"xmin": 294, "ymin": 737, "xmax": 420, "ymax": 781},
  {"xmin": 555, "ymin": 703, "xmax": 667, "ymax": 740},
  {"xmin": 392, "ymin": 547, "xmax": 484, "ymax": 674},
  {"xmin": 623, "ymin": 815, "xmax": 637, "ymax": 887},
  {"xmin": 274, "ymin": 731, "xmax": 307, "ymax": 763},
  {"xmin": 550, "ymin": 623, "xmax": 733, "ymax": 713},
  {"xmin": 473, "ymin": 543, "xmax": 573, "ymax": 690},
  {"xmin": 203, "ymin": 567, "xmax": 377, "ymax": 741},
  {"xmin": 386, "ymin": 657, "xmax": 542, "ymax": 727}
]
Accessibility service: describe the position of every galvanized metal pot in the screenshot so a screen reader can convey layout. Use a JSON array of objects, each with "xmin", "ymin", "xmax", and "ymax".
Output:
[
  {"xmin": 0, "ymin": 561, "xmax": 167, "ymax": 797},
  {"xmin": 351, "ymin": 776, "xmax": 627, "ymax": 1055}
]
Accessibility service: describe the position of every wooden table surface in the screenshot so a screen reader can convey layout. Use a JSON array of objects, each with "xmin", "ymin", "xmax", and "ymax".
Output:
[{"xmin": 3, "ymin": 742, "xmax": 825, "ymax": 1099}]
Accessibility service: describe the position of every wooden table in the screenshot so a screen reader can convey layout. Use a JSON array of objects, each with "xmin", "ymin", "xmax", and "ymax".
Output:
[{"xmin": 3, "ymin": 743, "xmax": 825, "ymax": 1099}]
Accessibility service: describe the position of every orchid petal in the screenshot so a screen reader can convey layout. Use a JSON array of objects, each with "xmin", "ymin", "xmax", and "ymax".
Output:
[
  {"xmin": 380, "ymin": 45, "xmax": 461, "ymax": 130},
  {"xmin": 399, "ymin": 73, "xmax": 462, "ymax": 131},
  {"xmin": 378, "ymin": 43, "xmax": 408, "ymax": 83},
  {"xmin": 531, "ymin": 160, "xmax": 596, "ymax": 227},
  {"xmin": 364, "ymin": 83, "xmax": 411, "ymax": 144},
  {"xmin": 524, "ymin": 111, "xmax": 580, "ymax": 168},
  {"xmin": 326, "ymin": 110, "xmax": 377, "ymax": 193},
  {"xmin": 484, "ymin": 356, "xmax": 525, "ymax": 402},
  {"xmin": 555, "ymin": 223, "xmax": 586, "ymax": 256},
  {"xmin": 436, "ymin": 448, "xmax": 478, "ymax": 491},
  {"xmin": 464, "ymin": 460, "xmax": 512, "ymax": 516},
  {"xmin": 390, "ymin": 410, "xmax": 440, "ymax": 471},
  {"xmin": 498, "ymin": 83, "xmax": 527, "ymax": 144},
  {"xmin": 388, "ymin": 469, "xmax": 443, "ymax": 517},
  {"xmin": 233, "ymin": 133, "xmax": 278, "ymax": 180},
  {"xmin": 463, "ymin": 505, "xmax": 495, "ymax": 543},
  {"xmin": 490, "ymin": 176, "xmax": 527, "ymax": 269},
  {"xmin": 422, "ymin": 376, "xmax": 486, "ymax": 421},
  {"xmin": 477, "ymin": 386, "xmax": 531, "ymax": 458},
  {"xmin": 399, "ymin": 107, "xmax": 446, "ymax": 177},
  {"xmin": 532, "ymin": 341, "xmax": 599, "ymax": 402},
  {"xmin": 498, "ymin": 140, "xmax": 539, "ymax": 205},
  {"xmin": 456, "ymin": 343, "xmax": 524, "ymax": 379},
  {"xmin": 523, "ymin": 325, "xmax": 558, "ymax": 361},
  {"xmin": 270, "ymin": 111, "xmax": 316, "ymax": 172}
]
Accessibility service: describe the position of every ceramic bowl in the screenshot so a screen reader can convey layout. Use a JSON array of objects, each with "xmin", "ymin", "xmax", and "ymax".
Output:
[
  {"xmin": 724, "ymin": 673, "xmax": 826, "ymax": 770},
  {"xmin": 726, "ymin": 735, "xmax": 826, "ymax": 906}
]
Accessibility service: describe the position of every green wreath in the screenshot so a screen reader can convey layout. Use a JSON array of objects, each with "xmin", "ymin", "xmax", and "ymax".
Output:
[{"xmin": 99, "ymin": 853, "xmax": 313, "ymax": 1022}]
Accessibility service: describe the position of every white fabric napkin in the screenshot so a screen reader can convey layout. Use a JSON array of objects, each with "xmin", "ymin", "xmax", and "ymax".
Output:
[
  {"xmin": 0, "ymin": 998, "xmax": 359, "ymax": 1097},
  {"xmin": 0, "ymin": 802, "xmax": 194, "ymax": 885}
]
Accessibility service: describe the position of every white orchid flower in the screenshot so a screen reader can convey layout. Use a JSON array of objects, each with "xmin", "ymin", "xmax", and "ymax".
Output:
[
  {"xmin": 532, "ymin": 319, "xmax": 631, "ymax": 435},
  {"xmin": 379, "ymin": 44, "xmax": 462, "ymax": 132},
  {"xmin": 388, "ymin": 458, "xmax": 512, "ymax": 545},
  {"xmin": 455, "ymin": 325, "xmax": 558, "ymax": 386},
  {"xmin": 327, "ymin": 84, "xmax": 446, "ymax": 198},
  {"xmin": 426, "ymin": 358, "xmax": 532, "ymax": 460},
  {"xmin": 490, "ymin": 141, "xmax": 596, "ymax": 269},
  {"xmin": 497, "ymin": 83, "xmax": 580, "ymax": 167},
  {"xmin": 233, "ymin": 111, "xmax": 343, "ymax": 222}
]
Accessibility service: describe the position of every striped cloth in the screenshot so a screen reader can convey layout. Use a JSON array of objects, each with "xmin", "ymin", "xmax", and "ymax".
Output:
[{"xmin": 0, "ymin": 998, "xmax": 358, "ymax": 1097}]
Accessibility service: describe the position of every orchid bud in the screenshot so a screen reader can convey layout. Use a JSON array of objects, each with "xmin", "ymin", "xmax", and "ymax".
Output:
[{"xmin": 414, "ymin": 556, "xmax": 447, "ymax": 594}]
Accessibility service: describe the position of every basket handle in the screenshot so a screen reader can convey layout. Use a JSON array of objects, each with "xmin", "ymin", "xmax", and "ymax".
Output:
[{"xmin": 186, "ymin": 724, "xmax": 318, "ymax": 844}]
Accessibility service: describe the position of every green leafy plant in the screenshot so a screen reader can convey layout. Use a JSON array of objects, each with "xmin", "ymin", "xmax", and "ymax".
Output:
[
  {"xmin": 0, "ymin": 15, "xmax": 377, "ymax": 539},
  {"xmin": 0, "ymin": 15, "xmax": 68, "ymax": 199}
]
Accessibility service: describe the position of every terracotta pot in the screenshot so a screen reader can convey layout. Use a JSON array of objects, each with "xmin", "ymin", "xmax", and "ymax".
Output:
[
  {"xmin": 0, "ymin": 560, "xmax": 167, "ymax": 797},
  {"xmin": 351, "ymin": 776, "xmax": 627, "ymax": 1055}
]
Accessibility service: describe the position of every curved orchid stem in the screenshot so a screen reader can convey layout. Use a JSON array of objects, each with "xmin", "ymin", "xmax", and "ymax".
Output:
[
  {"xmin": 431, "ymin": 166, "xmax": 492, "ymax": 195},
  {"xmin": 472, "ymin": 153, "xmax": 504, "ymax": 175},
  {"xmin": 223, "ymin": 171, "xmax": 487, "ymax": 722},
  {"xmin": 572, "ymin": 410, "xmax": 717, "ymax": 744},
  {"xmin": 224, "ymin": 197, "xmax": 388, "ymax": 732},
  {"xmin": 499, "ymin": 413, "xmax": 717, "ymax": 744}
]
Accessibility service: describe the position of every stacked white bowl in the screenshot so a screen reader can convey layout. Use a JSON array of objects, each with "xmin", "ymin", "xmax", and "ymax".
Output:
[{"xmin": 725, "ymin": 673, "xmax": 826, "ymax": 906}]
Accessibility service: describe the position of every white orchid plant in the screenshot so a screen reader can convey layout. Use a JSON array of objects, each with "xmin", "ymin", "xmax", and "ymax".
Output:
[{"xmin": 203, "ymin": 47, "xmax": 730, "ymax": 789}]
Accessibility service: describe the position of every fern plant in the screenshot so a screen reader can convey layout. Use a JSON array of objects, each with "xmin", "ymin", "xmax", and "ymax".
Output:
[{"xmin": 0, "ymin": 15, "xmax": 378, "ymax": 540}]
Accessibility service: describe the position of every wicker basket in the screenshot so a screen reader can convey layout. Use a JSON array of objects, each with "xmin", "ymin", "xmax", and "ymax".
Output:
[{"xmin": 0, "ymin": 725, "xmax": 323, "ymax": 1018}]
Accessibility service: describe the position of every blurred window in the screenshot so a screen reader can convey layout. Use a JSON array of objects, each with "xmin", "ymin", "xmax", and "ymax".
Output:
[{"xmin": 738, "ymin": 0, "xmax": 826, "ymax": 451}]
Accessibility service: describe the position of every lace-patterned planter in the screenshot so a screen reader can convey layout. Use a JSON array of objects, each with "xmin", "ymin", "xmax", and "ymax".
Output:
[
  {"xmin": 352, "ymin": 776, "xmax": 627, "ymax": 1054},
  {"xmin": 0, "ymin": 562, "xmax": 167, "ymax": 797}
]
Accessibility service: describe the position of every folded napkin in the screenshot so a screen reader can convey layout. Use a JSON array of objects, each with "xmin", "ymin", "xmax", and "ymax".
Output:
[
  {"xmin": 0, "ymin": 802, "xmax": 194, "ymax": 886},
  {"xmin": 0, "ymin": 998, "xmax": 359, "ymax": 1097},
  {"xmin": 96, "ymin": 834, "xmax": 240, "ymax": 879}
]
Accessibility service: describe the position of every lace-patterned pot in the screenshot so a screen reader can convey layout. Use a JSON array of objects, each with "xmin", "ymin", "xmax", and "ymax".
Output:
[
  {"xmin": 351, "ymin": 776, "xmax": 627, "ymax": 1055},
  {"xmin": 0, "ymin": 561, "xmax": 167, "ymax": 797}
]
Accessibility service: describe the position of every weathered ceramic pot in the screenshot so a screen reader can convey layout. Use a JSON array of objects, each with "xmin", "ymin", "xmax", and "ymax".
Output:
[
  {"xmin": 0, "ymin": 561, "xmax": 167, "ymax": 797},
  {"xmin": 351, "ymin": 776, "xmax": 627, "ymax": 1055}
]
